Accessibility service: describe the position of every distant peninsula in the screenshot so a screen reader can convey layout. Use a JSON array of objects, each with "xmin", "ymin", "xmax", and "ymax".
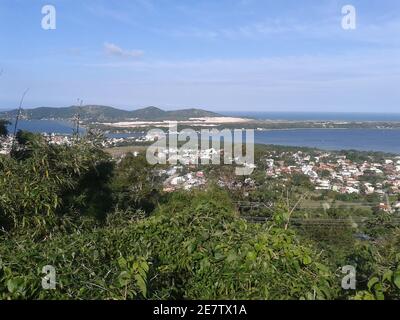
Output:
[
  {"xmin": 0, "ymin": 105, "xmax": 223, "ymax": 122},
  {"xmin": 3, "ymin": 106, "xmax": 400, "ymax": 132}
]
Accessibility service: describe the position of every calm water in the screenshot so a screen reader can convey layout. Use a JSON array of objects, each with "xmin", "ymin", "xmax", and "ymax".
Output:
[
  {"xmin": 255, "ymin": 129, "xmax": 400, "ymax": 154},
  {"xmin": 6, "ymin": 120, "xmax": 400, "ymax": 154},
  {"xmin": 7, "ymin": 120, "xmax": 81, "ymax": 135},
  {"xmin": 225, "ymin": 111, "xmax": 400, "ymax": 122},
  {"xmin": 6, "ymin": 120, "xmax": 137, "ymax": 138}
]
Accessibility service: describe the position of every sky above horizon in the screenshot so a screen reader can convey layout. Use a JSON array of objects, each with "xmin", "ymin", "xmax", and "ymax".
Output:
[{"xmin": 0, "ymin": 0, "xmax": 399, "ymax": 112}]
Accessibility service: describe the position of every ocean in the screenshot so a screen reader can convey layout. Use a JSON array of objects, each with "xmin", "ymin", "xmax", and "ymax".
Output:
[
  {"xmin": 5, "ymin": 118, "xmax": 400, "ymax": 154},
  {"xmin": 225, "ymin": 111, "xmax": 400, "ymax": 122}
]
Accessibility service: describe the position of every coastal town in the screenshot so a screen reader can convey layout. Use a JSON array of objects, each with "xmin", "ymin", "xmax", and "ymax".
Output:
[
  {"xmin": 111, "ymin": 136, "xmax": 400, "ymax": 214},
  {"xmin": 2, "ymin": 130, "xmax": 400, "ymax": 213},
  {"xmin": 263, "ymin": 150, "xmax": 400, "ymax": 196},
  {"xmin": 0, "ymin": 132, "xmax": 157, "ymax": 154},
  {"xmin": 156, "ymin": 148, "xmax": 400, "ymax": 207}
]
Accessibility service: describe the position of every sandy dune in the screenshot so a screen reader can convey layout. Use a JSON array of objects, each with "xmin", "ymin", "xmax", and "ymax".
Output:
[{"xmin": 101, "ymin": 117, "xmax": 252, "ymax": 128}]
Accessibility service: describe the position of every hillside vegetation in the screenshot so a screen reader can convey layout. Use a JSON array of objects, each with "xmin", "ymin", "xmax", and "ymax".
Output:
[
  {"xmin": 0, "ymin": 126, "xmax": 399, "ymax": 300},
  {"xmin": 0, "ymin": 106, "xmax": 221, "ymax": 122}
]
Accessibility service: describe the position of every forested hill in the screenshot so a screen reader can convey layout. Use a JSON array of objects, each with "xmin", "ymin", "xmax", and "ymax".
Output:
[{"xmin": 0, "ymin": 105, "xmax": 221, "ymax": 122}]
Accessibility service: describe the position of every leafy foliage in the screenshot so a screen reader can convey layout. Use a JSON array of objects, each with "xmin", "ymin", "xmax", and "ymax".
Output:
[
  {"xmin": 0, "ymin": 119, "xmax": 9, "ymax": 136},
  {"xmin": 111, "ymin": 153, "xmax": 162, "ymax": 215},
  {"xmin": 0, "ymin": 188, "xmax": 337, "ymax": 300},
  {"xmin": 0, "ymin": 137, "xmax": 398, "ymax": 300},
  {"xmin": 0, "ymin": 136, "xmax": 112, "ymax": 235}
]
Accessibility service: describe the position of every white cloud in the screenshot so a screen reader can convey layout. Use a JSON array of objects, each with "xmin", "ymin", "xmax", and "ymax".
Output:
[{"xmin": 103, "ymin": 42, "xmax": 144, "ymax": 58}]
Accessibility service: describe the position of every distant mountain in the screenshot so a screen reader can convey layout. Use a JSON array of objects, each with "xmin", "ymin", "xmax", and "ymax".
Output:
[
  {"xmin": 131, "ymin": 106, "xmax": 167, "ymax": 120},
  {"xmin": 130, "ymin": 106, "xmax": 221, "ymax": 120},
  {"xmin": 0, "ymin": 105, "xmax": 221, "ymax": 122}
]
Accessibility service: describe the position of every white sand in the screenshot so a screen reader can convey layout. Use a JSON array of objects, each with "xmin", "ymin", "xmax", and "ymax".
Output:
[{"xmin": 101, "ymin": 117, "xmax": 252, "ymax": 128}]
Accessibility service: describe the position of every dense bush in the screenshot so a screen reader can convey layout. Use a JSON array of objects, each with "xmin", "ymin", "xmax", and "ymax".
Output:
[
  {"xmin": 111, "ymin": 153, "xmax": 162, "ymax": 215},
  {"xmin": 139, "ymin": 190, "xmax": 337, "ymax": 299},
  {"xmin": 0, "ymin": 138, "xmax": 399, "ymax": 300},
  {"xmin": 0, "ymin": 136, "xmax": 112, "ymax": 235},
  {"xmin": 348, "ymin": 229, "xmax": 400, "ymax": 300},
  {"xmin": 0, "ymin": 188, "xmax": 338, "ymax": 300},
  {"xmin": 0, "ymin": 120, "xmax": 9, "ymax": 137}
]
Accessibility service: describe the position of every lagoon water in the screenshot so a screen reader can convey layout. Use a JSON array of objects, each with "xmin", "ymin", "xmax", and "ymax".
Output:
[
  {"xmin": 6, "ymin": 120, "xmax": 137, "ymax": 138},
  {"xmin": 254, "ymin": 129, "xmax": 400, "ymax": 154},
  {"xmin": 7, "ymin": 120, "xmax": 79, "ymax": 135},
  {"xmin": 6, "ymin": 119, "xmax": 400, "ymax": 154}
]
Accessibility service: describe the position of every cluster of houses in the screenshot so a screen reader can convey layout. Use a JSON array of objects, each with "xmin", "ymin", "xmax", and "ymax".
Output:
[
  {"xmin": 43, "ymin": 132, "xmax": 158, "ymax": 148},
  {"xmin": 0, "ymin": 132, "xmax": 158, "ymax": 152},
  {"xmin": 102, "ymin": 133, "xmax": 158, "ymax": 148},
  {"xmin": 0, "ymin": 136, "xmax": 13, "ymax": 154},
  {"xmin": 158, "ymin": 166, "xmax": 207, "ymax": 192},
  {"xmin": 264, "ymin": 150, "xmax": 400, "ymax": 198},
  {"xmin": 44, "ymin": 134, "xmax": 74, "ymax": 145},
  {"xmin": 151, "ymin": 147, "xmax": 221, "ymax": 165},
  {"xmin": 4, "ymin": 129, "xmax": 400, "ymax": 213}
]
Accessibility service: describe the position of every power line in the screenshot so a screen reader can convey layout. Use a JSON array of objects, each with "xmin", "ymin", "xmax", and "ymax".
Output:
[{"xmin": 243, "ymin": 215, "xmax": 400, "ymax": 227}]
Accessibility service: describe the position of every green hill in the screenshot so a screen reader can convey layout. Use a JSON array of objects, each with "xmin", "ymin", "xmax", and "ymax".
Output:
[{"xmin": 0, "ymin": 105, "xmax": 221, "ymax": 122}]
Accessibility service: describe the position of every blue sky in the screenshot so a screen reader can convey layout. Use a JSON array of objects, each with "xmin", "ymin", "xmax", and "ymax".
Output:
[{"xmin": 0, "ymin": 0, "xmax": 399, "ymax": 112}]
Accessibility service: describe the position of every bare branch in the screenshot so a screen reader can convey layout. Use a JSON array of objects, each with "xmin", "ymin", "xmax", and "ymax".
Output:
[{"xmin": 11, "ymin": 88, "xmax": 30, "ymax": 151}]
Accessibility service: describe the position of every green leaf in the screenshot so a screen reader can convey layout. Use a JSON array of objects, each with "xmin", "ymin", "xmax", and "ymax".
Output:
[
  {"xmin": 117, "ymin": 257, "xmax": 127, "ymax": 269},
  {"xmin": 134, "ymin": 274, "xmax": 147, "ymax": 298},
  {"xmin": 302, "ymin": 255, "xmax": 312, "ymax": 265},
  {"xmin": 367, "ymin": 277, "xmax": 379, "ymax": 290},
  {"xmin": 117, "ymin": 271, "xmax": 131, "ymax": 287},
  {"xmin": 246, "ymin": 251, "xmax": 257, "ymax": 262},
  {"xmin": 226, "ymin": 252, "xmax": 237, "ymax": 263},
  {"xmin": 7, "ymin": 277, "xmax": 25, "ymax": 294},
  {"xmin": 382, "ymin": 270, "xmax": 393, "ymax": 283},
  {"xmin": 375, "ymin": 290, "xmax": 385, "ymax": 301},
  {"xmin": 394, "ymin": 271, "xmax": 400, "ymax": 289},
  {"xmin": 214, "ymin": 251, "xmax": 225, "ymax": 261},
  {"xmin": 140, "ymin": 261, "xmax": 149, "ymax": 273}
]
